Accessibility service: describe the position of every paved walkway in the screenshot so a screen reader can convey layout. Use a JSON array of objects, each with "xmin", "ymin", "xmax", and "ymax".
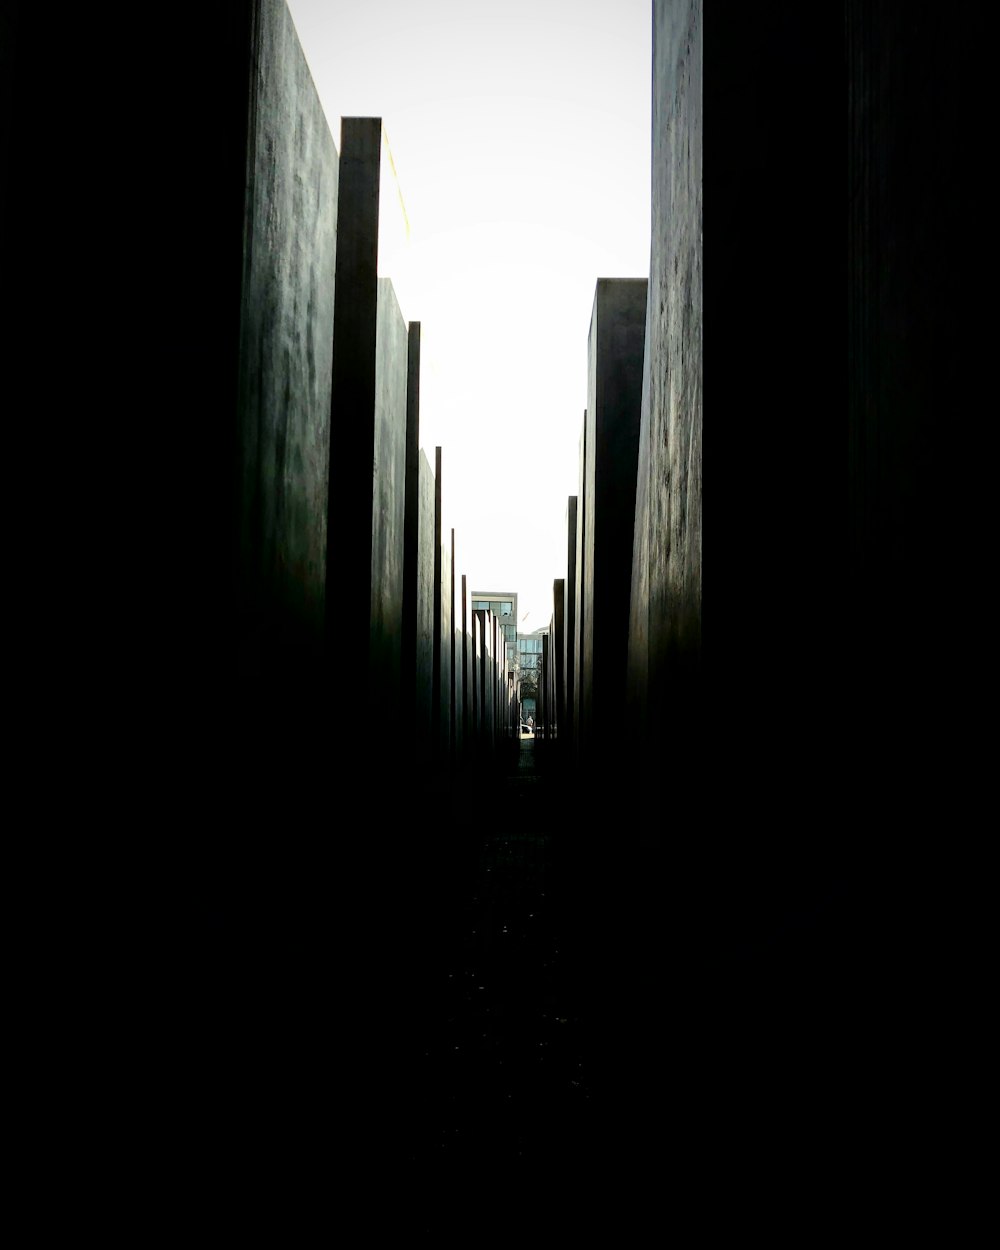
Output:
[
  {"xmin": 401, "ymin": 738, "xmax": 593, "ymax": 1168},
  {"xmin": 163, "ymin": 730, "xmax": 861, "ymax": 1232}
]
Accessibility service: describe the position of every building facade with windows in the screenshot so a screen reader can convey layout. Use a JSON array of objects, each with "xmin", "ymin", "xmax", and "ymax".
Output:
[
  {"xmin": 470, "ymin": 591, "xmax": 518, "ymax": 677},
  {"xmin": 517, "ymin": 627, "xmax": 546, "ymax": 726}
]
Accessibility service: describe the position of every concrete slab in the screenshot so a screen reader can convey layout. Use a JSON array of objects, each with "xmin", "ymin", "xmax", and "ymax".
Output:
[
  {"xmin": 236, "ymin": 0, "xmax": 338, "ymax": 672},
  {"xmin": 451, "ymin": 529, "xmax": 464, "ymax": 762},
  {"xmin": 564, "ymin": 497, "xmax": 578, "ymax": 752},
  {"xmin": 402, "ymin": 322, "xmax": 421, "ymax": 738},
  {"xmin": 462, "ymin": 574, "xmax": 473, "ymax": 753},
  {"xmin": 415, "ymin": 450, "xmax": 435, "ymax": 757},
  {"xmin": 474, "ymin": 609, "xmax": 495, "ymax": 753},
  {"xmin": 630, "ymin": 1, "xmax": 701, "ymax": 803},
  {"xmin": 327, "ymin": 117, "xmax": 409, "ymax": 742},
  {"xmin": 432, "ymin": 447, "xmax": 452, "ymax": 762},
  {"xmin": 580, "ymin": 280, "xmax": 647, "ymax": 767},
  {"xmin": 573, "ymin": 418, "xmax": 587, "ymax": 761},
  {"xmin": 553, "ymin": 579, "xmax": 565, "ymax": 743}
]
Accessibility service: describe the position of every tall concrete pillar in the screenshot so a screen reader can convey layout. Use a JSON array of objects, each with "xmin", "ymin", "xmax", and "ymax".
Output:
[
  {"xmin": 327, "ymin": 117, "xmax": 408, "ymax": 748},
  {"xmin": 628, "ymin": 1, "xmax": 702, "ymax": 843},
  {"xmin": 573, "ymin": 419, "xmax": 587, "ymax": 762},
  {"xmin": 553, "ymin": 579, "xmax": 565, "ymax": 746},
  {"xmin": 401, "ymin": 322, "xmax": 421, "ymax": 744},
  {"xmin": 451, "ymin": 530, "xmax": 463, "ymax": 765},
  {"xmin": 462, "ymin": 574, "xmax": 473, "ymax": 757},
  {"xmin": 432, "ymin": 447, "xmax": 452, "ymax": 765},
  {"xmin": 564, "ymin": 497, "xmax": 578, "ymax": 755},
  {"xmin": 580, "ymin": 280, "xmax": 647, "ymax": 775},
  {"xmin": 413, "ymin": 451, "xmax": 436, "ymax": 765}
]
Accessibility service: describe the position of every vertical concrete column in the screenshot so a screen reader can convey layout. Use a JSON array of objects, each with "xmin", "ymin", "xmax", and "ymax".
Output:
[
  {"xmin": 227, "ymin": 0, "xmax": 341, "ymax": 765},
  {"xmin": 553, "ymin": 579, "xmax": 565, "ymax": 746},
  {"xmin": 564, "ymin": 498, "xmax": 578, "ymax": 753},
  {"xmin": 541, "ymin": 632, "xmax": 550, "ymax": 741},
  {"xmin": 414, "ymin": 451, "xmax": 435, "ymax": 764},
  {"xmin": 432, "ymin": 446, "xmax": 451, "ymax": 764},
  {"xmin": 580, "ymin": 280, "xmax": 647, "ymax": 774},
  {"xmin": 483, "ymin": 610, "xmax": 493, "ymax": 754},
  {"xmin": 573, "ymin": 418, "xmax": 587, "ymax": 763},
  {"xmin": 631, "ymin": 1, "xmax": 702, "ymax": 835},
  {"xmin": 627, "ymin": 307, "xmax": 652, "ymax": 766},
  {"xmin": 451, "ymin": 530, "xmax": 463, "ymax": 764},
  {"xmin": 327, "ymin": 116, "xmax": 408, "ymax": 747},
  {"xmin": 491, "ymin": 614, "xmax": 499, "ymax": 751},
  {"xmin": 401, "ymin": 322, "xmax": 421, "ymax": 739},
  {"xmin": 472, "ymin": 612, "xmax": 481, "ymax": 749},
  {"xmin": 461, "ymin": 574, "xmax": 472, "ymax": 754},
  {"xmin": 439, "ymin": 494, "xmax": 452, "ymax": 763}
]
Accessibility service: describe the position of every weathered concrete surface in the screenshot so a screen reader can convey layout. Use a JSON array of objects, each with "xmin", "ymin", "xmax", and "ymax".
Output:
[
  {"xmin": 626, "ymin": 311, "xmax": 652, "ymax": 757},
  {"xmin": 432, "ymin": 447, "xmax": 452, "ymax": 762},
  {"xmin": 553, "ymin": 579, "xmax": 565, "ymax": 744},
  {"xmin": 573, "ymin": 421, "xmax": 587, "ymax": 760},
  {"xmin": 370, "ymin": 277, "xmax": 408, "ymax": 733},
  {"xmin": 401, "ymin": 322, "xmax": 422, "ymax": 737},
  {"xmin": 461, "ymin": 575, "xmax": 473, "ymax": 754},
  {"xmin": 580, "ymin": 281, "xmax": 647, "ymax": 771},
  {"xmin": 541, "ymin": 631, "xmax": 550, "ymax": 740},
  {"xmin": 474, "ymin": 609, "xmax": 495, "ymax": 753},
  {"xmin": 563, "ymin": 497, "xmax": 578, "ymax": 754},
  {"xmin": 451, "ymin": 530, "xmax": 464, "ymax": 762},
  {"xmin": 627, "ymin": 0, "xmax": 700, "ymax": 821},
  {"xmin": 499, "ymin": 620, "xmax": 510, "ymax": 741},
  {"xmin": 500, "ymin": 625, "xmax": 512, "ymax": 741},
  {"xmin": 488, "ymin": 613, "xmax": 497, "ymax": 746},
  {"xmin": 439, "ymin": 500, "xmax": 453, "ymax": 764},
  {"xmin": 471, "ymin": 611, "xmax": 482, "ymax": 746},
  {"xmin": 414, "ymin": 451, "xmax": 436, "ymax": 758},
  {"xmin": 236, "ymin": 0, "xmax": 338, "ymax": 668},
  {"xmin": 327, "ymin": 118, "xmax": 409, "ymax": 742}
]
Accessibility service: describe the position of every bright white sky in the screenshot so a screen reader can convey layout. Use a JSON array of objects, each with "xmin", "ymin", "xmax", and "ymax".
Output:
[{"xmin": 286, "ymin": 0, "xmax": 651, "ymax": 631}]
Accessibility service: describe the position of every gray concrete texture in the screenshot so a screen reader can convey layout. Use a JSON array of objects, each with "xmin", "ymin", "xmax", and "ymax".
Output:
[
  {"xmin": 474, "ymin": 609, "xmax": 495, "ymax": 751},
  {"xmin": 500, "ymin": 631, "xmax": 512, "ymax": 741},
  {"xmin": 414, "ymin": 450, "xmax": 436, "ymax": 759},
  {"xmin": 327, "ymin": 117, "xmax": 409, "ymax": 739},
  {"xmin": 472, "ymin": 611, "xmax": 482, "ymax": 745},
  {"xmin": 451, "ymin": 531, "xmax": 464, "ymax": 762},
  {"xmin": 401, "ymin": 322, "xmax": 421, "ymax": 738},
  {"xmin": 370, "ymin": 276, "xmax": 408, "ymax": 732},
  {"xmin": 461, "ymin": 575, "xmax": 474, "ymax": 757},
  {"xmin": 237, "ymin": 0, "xmax": 338, "ymax": 663},
  {"xmin": 488, "ymin": 613, "xmax": 498, "ymax": 748},
  {"xmin": 553, "ymin": 579, "xmax": 565, "ymax": 743},
  {"xmin": 563, "ymin": 497, "xmax": 578, "ymax": 753},
  {"xmin": 433, "ymin": 447, "xmax": 452, "ymax": 762},
  {"xmin": 627, "ymin": 0, "xmax": 702, "ymax": 776},
  {"xmin": 573, "ymin": 420, "xmax": 587, "ymax": 760},
  {"xmin": 627, "ymin": 311, "xmax": 652, "ymax": 748},
  {"xmin": 541, "ymin": 631, "xmax": 550, "ymax": 740},
  {"xmin": 580, "ymin": 280, "xmax": 648, "ymax": 766},
  {"xmin": 498, "ymin": 621, "xmax": 510, "ymax": 742}
]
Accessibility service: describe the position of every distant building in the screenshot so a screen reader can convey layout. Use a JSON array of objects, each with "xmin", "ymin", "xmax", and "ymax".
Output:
[
  {"xmin": 470, "ymin": 591, "xmax": 518, "ymax": 677},
  {"xmin": 517, "ymin": 626, "xmax": 546, "ymax": 726}
]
